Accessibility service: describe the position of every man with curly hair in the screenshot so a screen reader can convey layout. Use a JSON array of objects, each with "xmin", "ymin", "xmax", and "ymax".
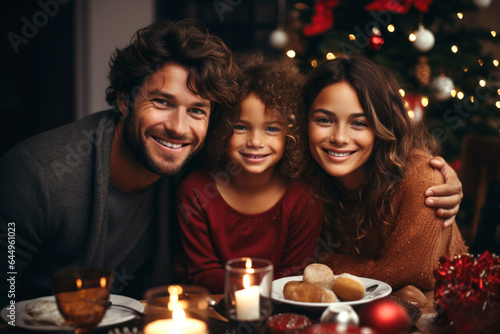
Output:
[{"xmin": 0, "ymin": 19, "xmax": 238, "ymax": 305}]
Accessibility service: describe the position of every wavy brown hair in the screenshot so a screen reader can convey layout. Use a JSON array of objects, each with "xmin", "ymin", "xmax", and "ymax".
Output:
[
  {"xmin": 207, "ymin": 53, "xmax": 306, "ymax": 178},
  {"xmin": 106, "ymin": 19, "xmax": 239, "ymax": 117},
  {"xmin": 303, "ymin": 56, "xmax": 439, "ymax": 256}
]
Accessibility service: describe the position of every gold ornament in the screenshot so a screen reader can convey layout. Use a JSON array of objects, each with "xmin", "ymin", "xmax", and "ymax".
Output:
[{"xmin": 415, "ymin": 56, "xmax": 431, "ymax": 86}]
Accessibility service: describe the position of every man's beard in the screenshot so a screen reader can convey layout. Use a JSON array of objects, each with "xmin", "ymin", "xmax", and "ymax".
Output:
[{"xmin": 122, "ymin": 112, "xmax": 203, "ymax": 176}]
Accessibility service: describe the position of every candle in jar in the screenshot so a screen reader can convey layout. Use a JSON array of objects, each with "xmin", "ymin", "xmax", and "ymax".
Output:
[
  {"xmin": 143, "ymin": 318, "xmax": 208, "ymax": 334},
  {"xmin": 235, "ymin": 274, "xmax": 260, "ymax": 321}
]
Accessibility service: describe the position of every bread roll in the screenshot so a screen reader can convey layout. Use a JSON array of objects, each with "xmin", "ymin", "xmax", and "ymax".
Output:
[
  {"xmin": 332, "ymin": 273, "xmax": 365, "ymax": 301},
  {"xmin": 284, "ymin": 282, "xmax": 339, "ymax": 303},
  {"xmin": 303, "ymin": 263, "xmax": 335, "ymax": 290}
]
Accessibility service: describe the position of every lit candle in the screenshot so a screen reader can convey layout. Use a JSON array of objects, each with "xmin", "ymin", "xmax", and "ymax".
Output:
[
  {"xmin": 234, "ymin": 259, "xmax": 260, "ymax": 321},
  {"xmin": 143, "ymin": 318, "xmax": 208, "ymax": 334},
  {"xmin": 144, "ymin": 285, "xmax": 208, "ymax": 334}
]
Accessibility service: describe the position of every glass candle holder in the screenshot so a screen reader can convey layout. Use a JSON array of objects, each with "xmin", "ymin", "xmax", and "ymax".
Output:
[
  {"xmin": 143, "ymin": 285, "xmax": 209, "ymax": 334},
  {"xmin": 225, "ymin": 257, "xmax": 273, "ymax": 334},
  {"xmin": 51, "ymin": 267, "xmax": 114, "ymax": 334}
]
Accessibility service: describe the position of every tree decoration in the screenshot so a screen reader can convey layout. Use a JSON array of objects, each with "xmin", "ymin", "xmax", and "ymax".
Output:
[
  {"xmin": 473, "ymin": 0, "xmax": 492, "ymax": 9},
  {"xmin": 270, "ymin": 29, "xmax": 289, "ymax": 49},
  {"xmin": 430, "ymin": 74, "xmax": 454, "ymax": 101},
  {"xmin": 404, "ymin": 93, "xmax": 425, "ymax": 122},
  {"xmin": 368, "ymin": 27, "xmax": 384, "ymax": 51},
  {"xmin": 303, "ymin": 0, "xmax": 340, "ymax": 37},
  {"xmin": 411, "ymin": 24, "xmax": 435, "ymax": 52},
  {"xmin": 364, "ymin": 0, "xmax": 434, "ymax": 14},
  {"xmin": 415, "ymin": 56, "xmax": 431, "ymax": 86},
  {"xmin": 434, "ymin": 251, "xmax": 500, "ymax": 333},
  {"xmin": 270, "ymin": 0, "xmax": 289, "ymax": 49}
]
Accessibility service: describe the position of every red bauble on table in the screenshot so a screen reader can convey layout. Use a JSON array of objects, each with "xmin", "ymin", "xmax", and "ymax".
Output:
[{"xmin": 359, "ymin": 298, "xmax": 411, "ymax": 334}]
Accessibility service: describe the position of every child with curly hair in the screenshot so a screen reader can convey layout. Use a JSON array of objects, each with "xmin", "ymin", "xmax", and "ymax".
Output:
[{"xmin": 176, "ymin": 54, "xmax": 323, "ymax": 293}]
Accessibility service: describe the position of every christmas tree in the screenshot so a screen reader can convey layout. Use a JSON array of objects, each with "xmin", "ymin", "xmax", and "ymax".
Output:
[{"xmin": 282, "ymin": 0, "xmax": 500, "ymax": 162}]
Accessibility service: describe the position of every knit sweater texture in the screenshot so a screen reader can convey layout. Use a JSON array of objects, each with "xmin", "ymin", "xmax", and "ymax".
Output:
[{"xmin": 319, "ymin": 150, "xmax": 468, "ymax": 291}]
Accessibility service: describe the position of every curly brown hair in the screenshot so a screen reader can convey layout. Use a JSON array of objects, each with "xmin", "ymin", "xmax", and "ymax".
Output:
[
  {"xmin": 105, "ymin": 19, "xmax": 239, "ymax": 116},
  {"xmin": 206, "ymin": 53, "xmax": 306, "ymax": 179},
  {"xmin": 303, "ymin": 56, "xmax": 440, "ymax": 256}
]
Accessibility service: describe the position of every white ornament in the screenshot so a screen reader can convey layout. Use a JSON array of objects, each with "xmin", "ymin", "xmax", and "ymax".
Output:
[
  {"xmin": 269, "ymin": 29, "xmax": 289, "ymax": 49},
  {"xmin": 412, "ymin": 25, "xmax": 435, "ymax": 52},
  {"xmin": 431, "ymin": 75, "xmax": 454, "ymax": 101},
  {"xmin": 473, "ymin": 0, "xmax": 491, "ymax": 8}
]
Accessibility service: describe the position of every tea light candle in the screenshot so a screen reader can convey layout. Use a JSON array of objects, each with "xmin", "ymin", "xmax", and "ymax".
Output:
[
  {"xmin": 144, "ymin": 318, "xmax": 208, "ymax": 334},
  {"xmin": 235, "ymin": 274, "xmax": 260, "ymax": 321}
]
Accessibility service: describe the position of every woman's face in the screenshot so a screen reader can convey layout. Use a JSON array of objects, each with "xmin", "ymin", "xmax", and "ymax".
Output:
[{"xmin": 308, "ymin": 81, "xmax": 375, "ymax": 191}]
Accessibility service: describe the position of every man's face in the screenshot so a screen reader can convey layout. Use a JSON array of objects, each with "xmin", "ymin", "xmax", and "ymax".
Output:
[{"xmin": 119, "ymin": 62, "xmax": 212, "ymax": 175}]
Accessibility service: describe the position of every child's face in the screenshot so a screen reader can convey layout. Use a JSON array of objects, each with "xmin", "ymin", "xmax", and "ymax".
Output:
[
  {"xmin": 308, "ymin": 81, "xmax": 375, "ymax": 191},
  {"xmin": 227, "ymin": 93, "xmax": 286, "ymax": 176}
]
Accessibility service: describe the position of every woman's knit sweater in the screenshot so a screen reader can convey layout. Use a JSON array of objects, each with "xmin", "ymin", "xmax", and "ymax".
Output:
[{"xmin": 319, "ymin": 150, "xmax": 468, "ymax": 291}]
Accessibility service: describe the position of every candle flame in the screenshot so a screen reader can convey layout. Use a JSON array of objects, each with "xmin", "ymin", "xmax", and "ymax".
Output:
[
  {"xmin": 168, "ymin": 285, "xmax": 183, "ymax": 311},
  {"xmin": 172, "ymin": 308, "xmax": 186, "ymax": 324},
  {"xmin": 100, "ymin": 277, "xmax": 107, "ymax": 288},
  {"xmin": 243, "ymin": 274, "xmax": 250, "ymax": 289},
  {"xmin": 76, "ymin": 278, "xmax": 82, "ymax": 289},
  {"xmin": 245, "ymin": 259, "xmax": 252, "ymax": 269}
]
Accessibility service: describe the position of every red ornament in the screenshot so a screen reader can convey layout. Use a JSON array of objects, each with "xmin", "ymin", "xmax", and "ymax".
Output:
[
  {"xmin": 364, "ymin": 0, "xmax": 433, "ymax": 14},
  {"xmin": 303, "ymin": 0, "xmax": 340, "ymax": 37},
  {"xmin": 404, "ymin": 93, "xmax": 425, "ymax": 122},
  {"xmin": 358, "ymin": 298, "xmax": 411, "ymax": 334},
  {"xmin": 368, "ymin": 35, "xmax": 384, "ymax": 50},
  {"xmin": 434, "ymin": 251, "xmax": 500, "ymax": 333}
]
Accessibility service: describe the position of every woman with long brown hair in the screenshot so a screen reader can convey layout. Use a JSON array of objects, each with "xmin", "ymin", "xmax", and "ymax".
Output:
[{"xmin": 303, "ymin": 56, "xmax": 467, "ymax": 291}]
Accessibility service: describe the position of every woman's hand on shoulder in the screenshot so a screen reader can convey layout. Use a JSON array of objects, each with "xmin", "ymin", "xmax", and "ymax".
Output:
[{"xmin": 424, "ymin": 156, "xmax": 463, "ymax": 228}]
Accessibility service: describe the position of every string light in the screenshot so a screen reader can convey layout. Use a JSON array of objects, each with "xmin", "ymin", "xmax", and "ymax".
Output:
[
  {"xmin": 387, "ymin": 24, "xmax": 395, "ymax": 33},
  {"xmin": 496, "ymin": 101, "xmax": 500, "ymax": 109},
  {"xmin": 399, "ymin": 89, "xmax": 405, "ymax": 97},
  {"xmin": 451, "ymin": 45, "xmax": 458, "ymax": 53},
  {"xmin": 326, "ymin": 52, "xmax": 335, "ymax": 60},
  {"xmin": 451, "ymin": 89, "xmax": 457, "ymax": 98},
  {"xmin": 311, "ymin": 59, "xmax": 318, "ymax": 67},
  {"xmin": 493, "ymin": 59, "xmax": 499, "ymax": 67},
  {"xmin": 421, "ymin": 96, "xmax": 429, "ymax": 107},
  {"xmin": 349, "ymin": 34, "xmax": 356, "ymax": 41},
  {"xmin": 470, "ymin": 96, "xmax": 474, "ymax": 103},
  {"xmin": 457, "ymin": 91, "xmax": 464, "ymax": 100},
  {"xmin": 497, "ymin": 89, "xmax": 500, "ymax": 95},
  {"xmin": 286, "ymin": 50, "xmax": 296, "ymax": 58},
  {"xmin": 294, "ymin": 3, "xmax": 308, "ymax": 10},
  {"xmin": 408, "ymin": 111, "xmax": 415, "ymax": 119},
  {"xmin": 478, "ymin": 59, "xmax": 484, "ymax": 66},
  {"xmin": 463, "ymin": 67, "xmax": 468, "ymax": 72},
  {"xmin": 457, "ymin": 13, "xmax": 464, "ymax": 19},
  {"xmin": 409, "ymin": 33, "xmax": 416, "ymax": 42},
  {"xmin": 492, "ymin": 31, "xmax": 497, "ymax": 37},
  {"xmin": 479, "ymin": 79, "xmax": 486, "ymax": 87}
]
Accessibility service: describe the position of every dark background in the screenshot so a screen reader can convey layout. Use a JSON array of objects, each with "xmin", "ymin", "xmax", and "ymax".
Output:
[{"xmin": 0, "ymin": 0, "xmax": 290, "ymax": 158}]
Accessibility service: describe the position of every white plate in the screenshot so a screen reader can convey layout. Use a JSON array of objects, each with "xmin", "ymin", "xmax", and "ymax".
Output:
[
  {"xmin": 1, "ymin": 294, "xmax": 144, "ymax": 331},
  {"xmin": 271, "ymin": 275, "xmax": 392, "ymax": 312}
]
